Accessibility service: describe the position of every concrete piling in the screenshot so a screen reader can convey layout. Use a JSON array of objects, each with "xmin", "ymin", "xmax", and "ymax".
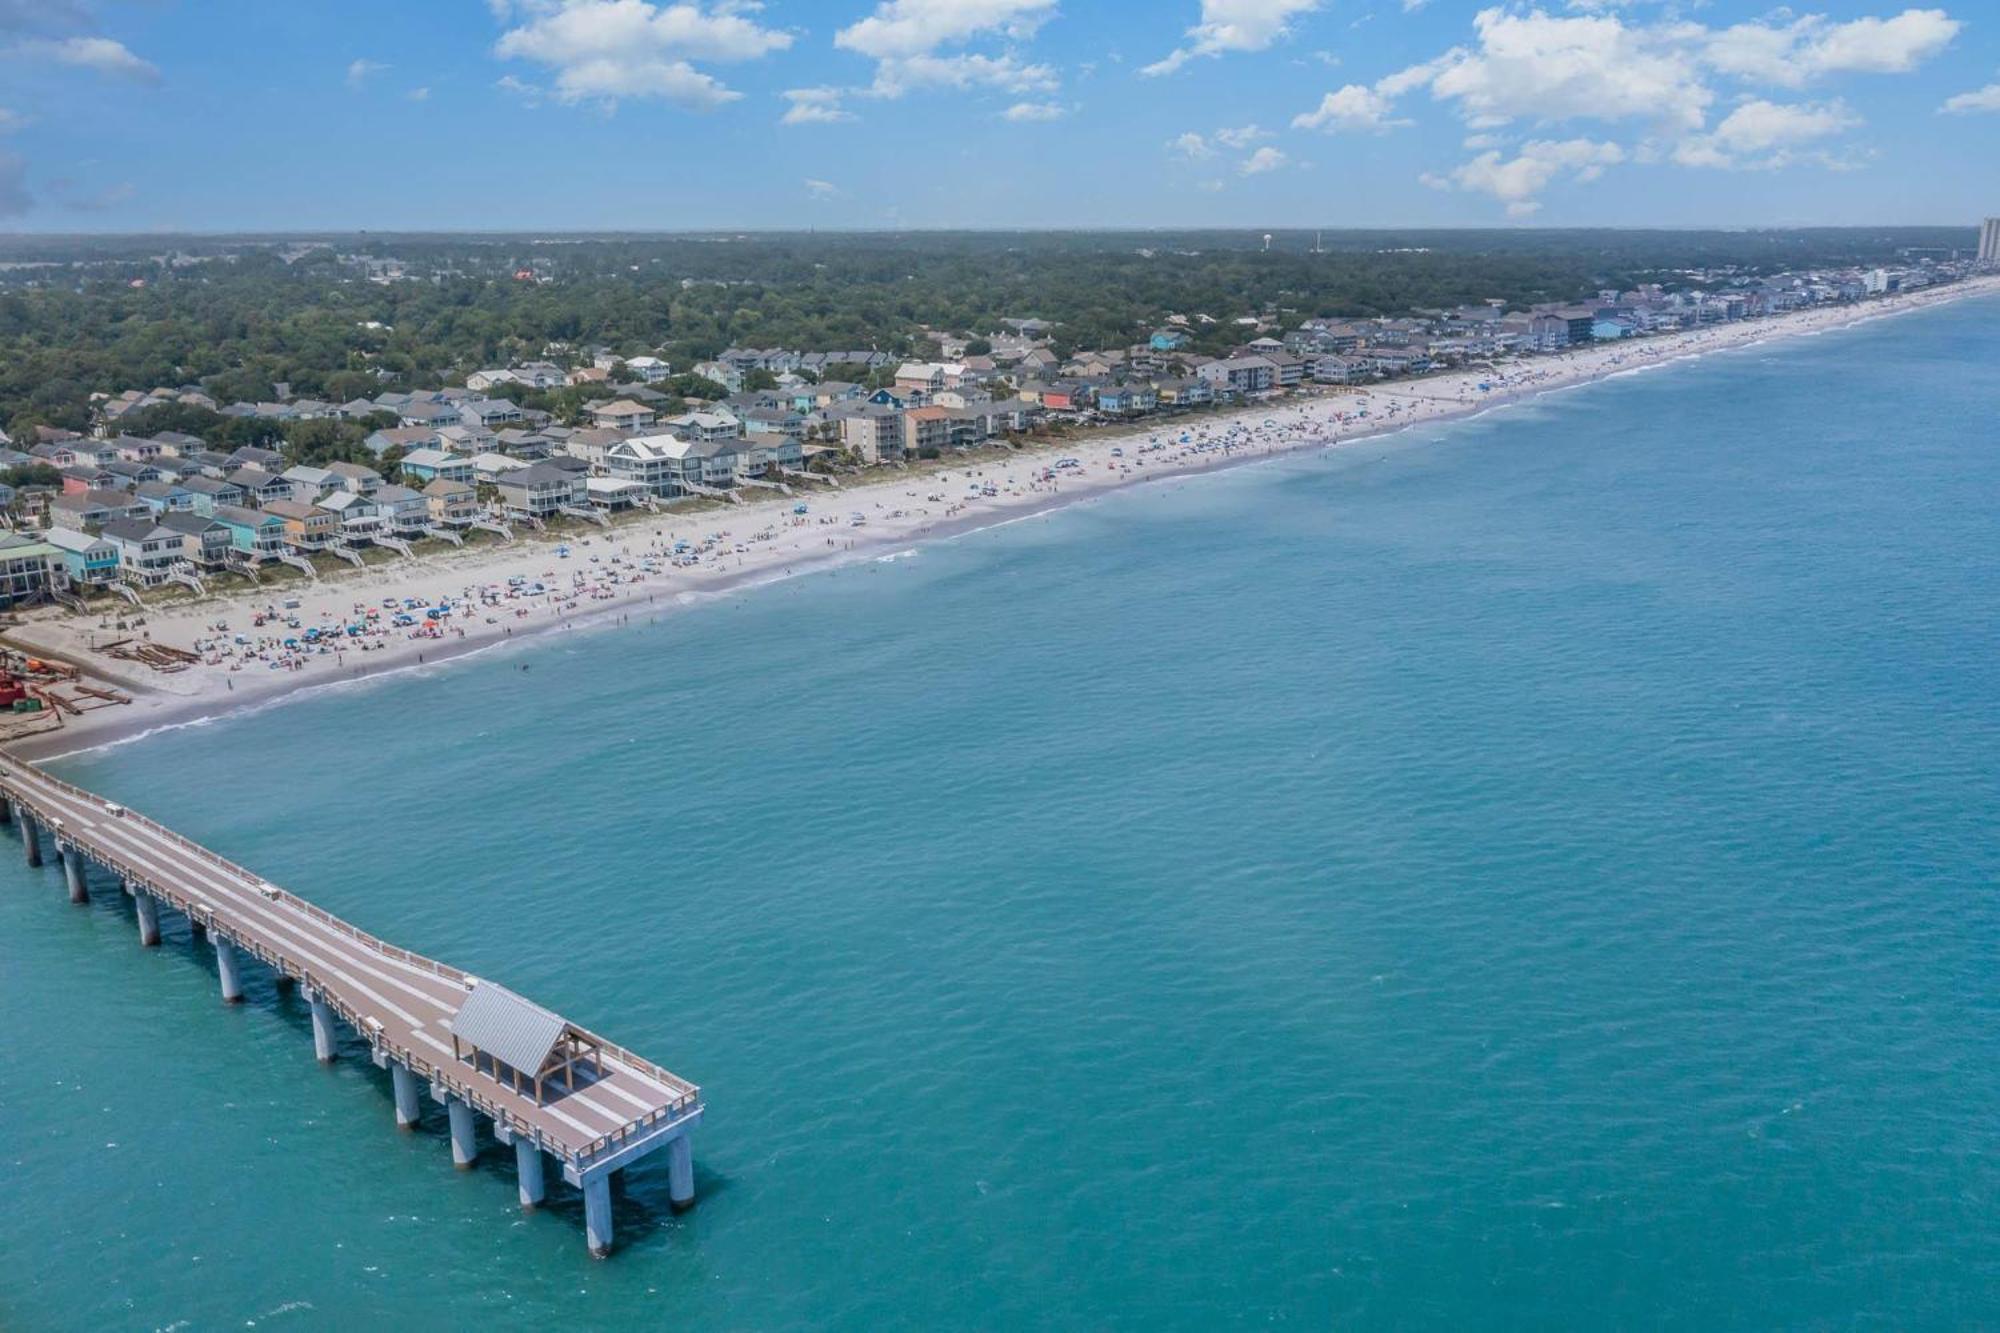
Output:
[
  {"xmin": 309, "ymin": 995, "xmax": 338, "ymax": 1063},
  {"xmin": 668, "ymin": 1134, "xmax": 695, "ymax": 1212},
  {"xmin": 63, "ymin": 848, "xmax": 89, "ymax": 903},
  {"xmin": 447, "ymin": 1096, "xmax": 478, "ymax": 1168},
  {"xmin": 391, "ymin": 1064, "xmax": 422, "ymax": 1128},
  {"xmin": 214, "ymin": 936, "xmax": 244, "ymax": 1003},
  {"xmin": 135, "ymin": 892, "xmax": 160, "ymax": 947},
  {"xmin": 516, "ymin": 1139, "xmax": 546, "ymax": 1209},
  {"xmin": 584, "ymin": 1174, "xmax": 613, "ymax": 1257},
  {"xmin": 21, "ymin": 813, "xmax": 40, "ymax": 867}
]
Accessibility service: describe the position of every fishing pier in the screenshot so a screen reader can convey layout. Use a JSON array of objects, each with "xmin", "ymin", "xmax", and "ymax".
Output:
[{"xmin": 0, "ymin": 756, "xmax": 702, "ymax": 1257}]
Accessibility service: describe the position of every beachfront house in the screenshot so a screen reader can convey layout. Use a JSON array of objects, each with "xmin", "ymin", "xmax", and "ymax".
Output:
[
  {"xmin": 212, "ymin": 505, "xmax": 288, "ymax": 557},
  {"xmin": 399, "ymin": 448, "xmax": 475, "ymax": 486},
  {"xmin": 603, "ymin": 434, "xmax": 684, "ymax": 498},
  {"xmin": 830, "ymin": 403, "xmax": 906, "ymax": 464},
  {"xmin": 494, "ymin": 462, "xmax": 586, "ymax": 520},
  {"xmin": 157, "ymin": 511, "xmax": 232, "ymax": 566},
  {"xmin": 98, "ymin": 516, "xmax": 185, "ymax": 585},
  {"xmin": 134, "ymin": 479, "xmax": 196, "ymax": 514},
  {"xmin": 229, "ymin": 467, "xmax": 294, "ymax": 507},
  {"xmin": 180, "ymin": 475, "xmax": 247, "ymax": 515},
  {"xmin": 261, "ymin": 498, "xmax": 341, "ymax": 550},
  {"xmin": 281, "ymin": 465, "xmax": 338, "ymax": 503},
  {"xmin": 1154, "ymin": 377, "xmax": 1215, "ymax": 406},
  {"xmin": 471, "ymin": 452, "xmax": 532, "ymax": 486},
  {"xmin": 327, "ymin": 461, "xmax": 384, "ymax": 496},
  {"xmin": 372, "ymin": 484, "xmax": 430, "ymax": 533},
  {"xmin": 586, "ymin": 477, "xmax": 648, "ymax": 511},
  {"xmin": 902, "ymin": 407, "xmax": 951, "ymax": 456},
  {"xmin": 1196, "ymin": 356, "xmax": 1278, "ymax": 394},
  {"xmin": 50, "ymin": 489, "xmax": 150, "ymax": 529},
  {"xmin": 1306, "ymin": 356, "xmax": 1366, "ymax": 386},
  {"xmin": 45, "ymin": 526, "xmax": 120, "ymax": 585},
  {"xmin": 318, "ymin": 489, "xmax": 385, "ymax": 541},
  {"xmin": 733, "ymin": 435, "xmax": 803, "ymax": 476},
  {"xmin": 1094, "ymin": 384, "xmax": 1159, "ymax": 415},
  {"xmin": 0, "ymin": 535, "xmax": 61, "ymax": 608},
  {"xmin": 423, "ymin": 478, "xmax": 478, "ymax": 525}
]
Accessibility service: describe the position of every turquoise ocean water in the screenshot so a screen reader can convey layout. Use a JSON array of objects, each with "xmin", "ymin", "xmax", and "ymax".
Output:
[{"xmin": 4, "ymin": 295, "xmax": 1999, "ymax": 1329}]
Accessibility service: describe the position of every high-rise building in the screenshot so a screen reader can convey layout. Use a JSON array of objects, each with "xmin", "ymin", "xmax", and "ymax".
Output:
[{"xmin": 1981, "ymin": 217, "xmax": 2000, "ymax": 264}]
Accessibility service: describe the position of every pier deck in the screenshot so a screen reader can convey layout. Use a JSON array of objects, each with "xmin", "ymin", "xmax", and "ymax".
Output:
[{"xmin": 0, "ymin": 756, "xmax": 702, "ymax": 1256}]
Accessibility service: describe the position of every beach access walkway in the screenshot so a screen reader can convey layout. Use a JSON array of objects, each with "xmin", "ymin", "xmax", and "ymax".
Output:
[{"xmin": 0, "ymin": 755, "xmax": 702, "ymax": 1257}]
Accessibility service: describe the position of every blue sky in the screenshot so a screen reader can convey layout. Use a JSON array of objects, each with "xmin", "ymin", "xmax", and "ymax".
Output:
[{"xmin": 1, "ymin": 0, "xmax": 1996, "ymax": 231}]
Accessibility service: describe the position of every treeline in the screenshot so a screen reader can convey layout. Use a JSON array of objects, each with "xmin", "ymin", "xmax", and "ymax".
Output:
[{"xmin": 0, "ymin": 227, "xmax": 1970, "ymax": 440}]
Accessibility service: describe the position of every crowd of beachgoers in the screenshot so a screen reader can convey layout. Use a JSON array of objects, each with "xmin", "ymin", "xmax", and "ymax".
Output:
[{"xmin": 8, "ymin": 272, "xmax": 1995, "ymax": 757}]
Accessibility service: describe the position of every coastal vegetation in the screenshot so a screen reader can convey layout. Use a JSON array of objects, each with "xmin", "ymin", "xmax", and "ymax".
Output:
[{"xmin": 0, "ymin": 227, "xmax": 1970, "ymax": 443}]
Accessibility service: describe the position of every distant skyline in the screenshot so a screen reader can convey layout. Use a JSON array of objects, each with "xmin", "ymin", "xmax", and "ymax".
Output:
[{"xmin": 2, "ymin": 0, "xmax": 1997, "ymax": 232}]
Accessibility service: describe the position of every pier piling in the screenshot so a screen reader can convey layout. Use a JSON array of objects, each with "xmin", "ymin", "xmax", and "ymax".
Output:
[
  {"xmin": 134, "ymin": 892, "xmax": 160, "ymax": 947},
  {"xmin": 391, "ymin": 1064, "xmax": 422, "ymax": 1129},
  {"xmin": 309, "ymin": 995, "xmax": 338, "ymax": 1063},
  {"xmin": 668, "ymin": 1135, "xmax": 695, "ymax": 1212},
  {"xmin": 62, "ymin": 849, "xmax": 89, "ymax": 903},
  {"xmin": 516, "ymin": 1139, "xmax": 546, "ymax": 1209},
  {"xmin": 214, "ymin": 936, "xmax": 244, "ymax": 1003},
  {"xmin": 447, "ymin": 1096, "xmax": 478, "ymax": 1168},
  {"xmin": 21, "ymin": 813, "xmax": 40, "ymax": 867},
  {"xmin": 583, "ymin": 1174, "xmax": 613, "ymax": 1257}
]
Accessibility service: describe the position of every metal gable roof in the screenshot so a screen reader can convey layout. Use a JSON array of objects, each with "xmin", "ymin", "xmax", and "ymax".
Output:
[{"xmin": 449, "ymin": 982, "xmax": 569, "ymax": 1076}]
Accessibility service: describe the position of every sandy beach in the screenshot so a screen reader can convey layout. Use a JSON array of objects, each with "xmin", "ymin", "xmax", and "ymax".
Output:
[{"xmin": 8, "ymin": 273, "xmax": 1996, "ymax": 760}]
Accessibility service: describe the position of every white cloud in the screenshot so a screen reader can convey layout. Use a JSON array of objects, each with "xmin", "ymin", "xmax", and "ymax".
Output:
[
  {"xmin": 1430, "ymin": 137, "xmax": 1624, "ymax": 214},
  {"xmin": 1352, "ymin": 3, "xmax": 1950, "ymax": 205},
  {"xmin": 1144, "ymin": 0, "xmax": 1321, "ymax": 76},
  {"xmin": 23, "ymin": 34, "xmax": 158, "ymax": 83},
  {"xmin": 493, "ymin": 0, "xmax": 792, "ymax": 110},
  {"xmin": 836, "ymin": 0, "xmax": 1056, "ymax": 59},
  {"xmin": 1705, "ymin": 8, "xmax": 1960, "ymax": 87},
  {"xmin": 1292, "ymin": 83, "xmax": 1409, "ymax": 132},
  {"xmin": 1214, "ymin": 123, "xmax": 1271, "ymax": 148},
  {"xmin": 0, "ymin": 107, "xmax": 25, "ymax": 133},
  {"xmin": 804, "ymin": 177, "xmax": 840, "ymax": 199},
  {"xmin": 496, "ymin": 73, "xmax": 545, "ymax": 104},
  {"xmin": 1673, "ymin": 98, "xmax": 1859, "ymax": 167},
  {"xmin": 1002, "ymin": 99, "xmax": 1067, "ymax": 121},
  {"xmin": 1387, "ymin": 7, "xmax": 1958, "ymax": 135},
  {"xmin": 347, "ymin": 58, "xmax": 389, "ymax": 87},
  {"xmin": 407, "ymin": 86, "xmax": 432, "ymax": 102},
  {"xmin": 836, "ymin": 0, "xmax": 1060, "ymax": 99},
  {"xmin": 1941, "ymin": 83, "xmax": 2000, "ymax": 113},
  {"xmin": 781, "ymin": 85, "xmax": 854, "ymax": 124},
  {"xmin": 1166, "ymin": 130, "xmax": 1214, "ymax": 159},
  {"xmin": 1425, "ymin": 8, "xmax": 1713, "ymax": 132},
  {"xmin": 862, "ymin": 51, "xmax": 1056, "ymax": 97},
  {"xmin": 1239, "ymin": 145, "xmax": 1290, "ymax": 174}
]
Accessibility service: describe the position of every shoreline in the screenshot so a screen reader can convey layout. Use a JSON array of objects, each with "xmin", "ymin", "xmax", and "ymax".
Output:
[{"xmin": 10, "ymin": 274, "xmax": 1997, "ymax": 762}]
